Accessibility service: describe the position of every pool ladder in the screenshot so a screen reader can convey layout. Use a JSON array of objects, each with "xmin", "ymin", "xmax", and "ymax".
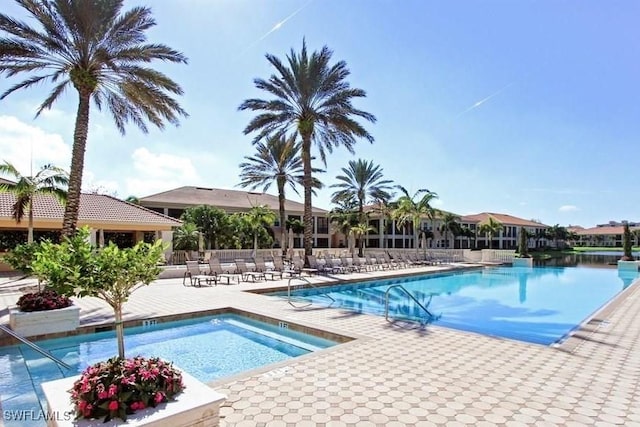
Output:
[
  {"xmin": 384, "ymin": 284, "xmax": 439, "ymax": 323},
  {"xmin": 287, "ymin": 276, "xmax": 335, "ymax": 308},
  {"xmin": 0, "ymin": 324, "xmax": 72, "ymax": 370}
]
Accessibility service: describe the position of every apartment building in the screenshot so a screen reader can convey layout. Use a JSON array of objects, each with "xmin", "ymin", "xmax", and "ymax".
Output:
[{"xmin": 138, "ymin": 186, "xmax": 331, "ymax": 248}]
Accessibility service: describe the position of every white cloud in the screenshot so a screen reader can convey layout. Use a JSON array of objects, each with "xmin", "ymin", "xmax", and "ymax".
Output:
[
  {"xmin": 0, "ymin": 115, "xmax": 71, "ymax": 172},
  {"xmin": 559, "ymin": 205, "xmax": 579, "ymax": 212},
  {"xmin": 125, "ymin": 147, "xmax": 199, "ymax": 197}
]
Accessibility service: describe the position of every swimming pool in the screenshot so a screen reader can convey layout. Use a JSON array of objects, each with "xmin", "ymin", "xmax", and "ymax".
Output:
[
  {"xmin": 284, "ymin": 266, "xmax": 638, "ymax": 345},
  {"xmin": 0, "ymin": 313, "xmax": 337, "ymax": 427}
]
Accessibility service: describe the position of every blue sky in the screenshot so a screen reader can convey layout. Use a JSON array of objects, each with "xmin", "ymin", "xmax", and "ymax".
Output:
[{"xmin": 1, "ymin": 0, "xmax": 639, "ymax": 228}]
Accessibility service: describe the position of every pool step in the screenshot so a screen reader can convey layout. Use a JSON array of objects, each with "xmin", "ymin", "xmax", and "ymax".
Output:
[{"xmin": 223, "ymin": 318, "xmax": 322, "ymax": 352}]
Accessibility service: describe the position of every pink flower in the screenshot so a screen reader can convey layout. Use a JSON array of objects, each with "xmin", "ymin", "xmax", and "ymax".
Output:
[
  {"xmin": 108, "ymin": 384, "xmax": 118, "ymax": 397},
  {"xmin": 108, "ymin": 401, "xmax": 119, "ymax": 411},
  {"xmin": 83, "ymin": 403, "xmax": 93, "ymax": 418},
  {"xmin": 98, "ymin": 391, "xmax": 108, "ymax": 399},
  {"xmin": 154, "ymin": 392, "xmax": 165, "ymax": 404}
]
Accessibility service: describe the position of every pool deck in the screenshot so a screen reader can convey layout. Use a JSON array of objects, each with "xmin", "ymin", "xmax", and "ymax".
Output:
[{"xmin": 1, "ymin": 263, "xmax": 640, "ymax": 426}]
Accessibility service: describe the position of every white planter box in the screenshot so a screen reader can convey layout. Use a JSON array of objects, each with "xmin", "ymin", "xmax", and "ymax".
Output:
[
  {"xmin": 42, "ymin": 370, "xmax": 226, "ymax": 427},
  {"xmin": 9, "ymin": 304, "xmax": 80, "ymax": 337},
  {"xmin": 617, "ymin": 260, "xmax": 640, "ymax": 271},
  {"xmin": 512, "ymin": 257, "xmax": 533, "ymax": 268}
]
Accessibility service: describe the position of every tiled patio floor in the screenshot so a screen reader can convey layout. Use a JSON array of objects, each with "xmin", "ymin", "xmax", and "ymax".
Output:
[{"xmin": 1, "ymin": 264, "xmax": 639, "ymax": 426}]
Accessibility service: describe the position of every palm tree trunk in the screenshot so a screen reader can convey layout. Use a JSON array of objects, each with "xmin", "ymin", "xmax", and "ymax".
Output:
[
  {"xmin": 358, "ymin": 200, "xmax": 364, "ymax": 257},
  {"xmin": 27, "ymin": 203, "xmax": 34, "ymax": 244},
  {"xmin": 301, "ymin": 137, "xmax": 313, "ymax": 265},
  {"xmin": 277, "ymin": 179, "xmax": 287, "ymax": 257},
  {"xmin": 62, "ymin": 91, "xmax": 91, "ymax": 236}
]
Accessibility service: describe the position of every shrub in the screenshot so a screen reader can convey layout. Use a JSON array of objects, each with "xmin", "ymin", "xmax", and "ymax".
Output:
[
  {"xmin": 3, "ymin": 242, "xmax": 43, "ymax": 275},
  {"xmin": 71, "ymin": 356, "xmax": 185, "ymax": 423},
  {"xmin": 16, "ymin": 289, "xmax": 71, "ymax": 312}
]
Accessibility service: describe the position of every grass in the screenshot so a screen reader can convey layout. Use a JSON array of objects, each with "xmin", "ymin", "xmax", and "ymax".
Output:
[{"xmin": 572, "ymin": 246, "xmax": 640, "ymax": 252}]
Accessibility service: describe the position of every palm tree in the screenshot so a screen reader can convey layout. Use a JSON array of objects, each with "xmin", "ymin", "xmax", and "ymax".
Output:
[
  {"xmin": 239, "ymin": 40, "xmax": 376, "ymax": 262},
  {"xmin": 330, "ymin": 159, "xmax": 393, "ymax": 225},
  {"xmin": 478, "ymin": 217, "xmax": 503, "ymax": 249},
  {"xmin": 0, "ymin": 1, "xmax": 188, "ymax": 237},
  {"xmin": 438, "ymin": 212, "xmax": 461, "ymax": 249},
  {"xmin": 238, "ymin": 136, "xmax": 322, "ymax": 256},
  {"xmin": 391, "ymin": 186, "xmax": 439, "ymax": 252},
  {"xmin": 0, "ymin": 161, "xmax": 68, "ymax": 243},
  {"xmin": 369, "ymin": 196, "xmax": 397, "ymax": 250},
  {"xmin": 330, "ymin": 159, "xmax": 392, "ymax": 256},
  {"xmin": 351, "ymin": 222, "xmax": 376, "ymax": 256},
  {"xmin": 243, "ymin": 205, "xmax": 276, "ymax": 257},
  {"xmin": 173, "ymin": 222, "xmax": 199, "ymax": 251},
  {"xmin": 329, "ymin": 199, "xmax": 359, "ymax": 249}
]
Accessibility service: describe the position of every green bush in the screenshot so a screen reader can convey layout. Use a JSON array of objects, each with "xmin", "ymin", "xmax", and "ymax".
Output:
[{"xmin": 3, "ymin": 242, "xmax": 43, "ymax": 275}]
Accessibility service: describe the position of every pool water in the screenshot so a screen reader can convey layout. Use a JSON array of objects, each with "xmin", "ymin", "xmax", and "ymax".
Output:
[
  {"xmin": 286, "ymin": 266, "xmax": 639, "ymax": 345},
  {"xmin": 0, "ymin": 314, "xmax": 336, "ymax": 427}
]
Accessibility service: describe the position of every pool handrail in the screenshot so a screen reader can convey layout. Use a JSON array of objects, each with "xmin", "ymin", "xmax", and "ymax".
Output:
[
  {"xmin": 384, "ymin": 284, "xmax": 437, "ymax": 323},
  {"xmin": 287, "ymin": 276, "xmax": 335, "ymax": 308},
  {"xmin": 0, "ymin": 324, "xmax": 72, "ymax": 370}
]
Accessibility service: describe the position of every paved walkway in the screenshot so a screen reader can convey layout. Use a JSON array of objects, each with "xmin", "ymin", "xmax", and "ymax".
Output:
[{"xmin": 1, "ymin": 264, "xmax": 639, "ymax": 426}]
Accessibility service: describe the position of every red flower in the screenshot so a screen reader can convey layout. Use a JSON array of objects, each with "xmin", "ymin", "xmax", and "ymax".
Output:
[
  {"xmin": 108, "ymin": 401, "xmax": 119, "ymax": 411},
  {"xmin": 154, "ymin": 391, "xmax": 165, "ymax": 404}
]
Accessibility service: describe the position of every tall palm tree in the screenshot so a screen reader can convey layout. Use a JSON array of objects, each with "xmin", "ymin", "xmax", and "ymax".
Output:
[
  {"xmin": 0, "ymin": 161, "xmax": 68, "ymax": 243},
  {"xmin": 478, "ymin": 216, "xmax": 503, "ymax": 249},
  {"xmin": 0, "ymin": 0, "xmax": 188, "ymax": 237},
  {"xmin": 239, "ymin": 40, "xmax": 376, "ymax": 262},
  {"xmin": 438, "ymin": 212, "xmax": 461, "ymax": 249},
  {"xmin": 238, "ymin": 136, "xmax": 322, "ymax": 256},
  {"xmin": 391, "ymin": 186, "xmax": 439, "ymax": 252},
  {"xmin": 351, "ymin": 222, "xmax": 376, "ymax": 256},
  {"xmin": 330, "ymin": 159, "xmax": 392, "ymax": 255}
]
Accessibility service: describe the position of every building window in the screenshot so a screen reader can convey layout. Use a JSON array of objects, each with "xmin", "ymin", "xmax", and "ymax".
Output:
[
  {"xmin": 316, "ymin": 238, "xmax": 329, "ymax": 248},
  {"xmin": 316, "ymin": 217, "xmax": 329, "ymax": 234},
  {"xmin": 167, "ymin": 208, "xmax": 184, "ymax": 219}
]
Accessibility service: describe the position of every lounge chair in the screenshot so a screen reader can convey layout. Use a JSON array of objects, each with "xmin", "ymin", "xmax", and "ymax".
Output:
[
  {"xmin": 307, "ymin": 255, "xmax": 336, "ymax": 275},
  {"xmin": 235, "ymin": 259, "xmax": 266, "ymax": 282},
  {"xmin": 183, "ymin": 261, "xmax": 216, "ymax": 287},
  {"xmin": 207, "ymin": 257, "xmax": 239, "ymax": 285},
  {"xmin": 273, "ymin": 256, "xmax": 300, "ymax": 277},
  {"xmin": 254, "ymin": 257, "xmax": 283, "ymax": 281},
  {"xmin": 293, "ymin": 256, "xmax": 318, "ymax": 276}
]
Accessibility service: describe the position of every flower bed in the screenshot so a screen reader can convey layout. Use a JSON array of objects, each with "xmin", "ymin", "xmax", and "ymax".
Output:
[
  {"xmin": 43, "ymin": 367, "xmax": 226, "ymax": 427},
  {"xmin": 16, "ymin": 289, "xmax": 72, "ymax": 312},
  {"xmin": 71, "ymin": 356, "xmax": 185, "ymax": 423}
]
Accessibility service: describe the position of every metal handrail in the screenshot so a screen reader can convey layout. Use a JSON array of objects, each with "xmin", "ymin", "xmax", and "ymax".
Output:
[
  {"xmin": 0, "ymin": 324, "xmax": 72, "ymax": 370},
  {"xmin": 287, "ymin": 276, "xmax": 335, "ymax": 308},
  {"xmin": 385, "ymin": 284, "xmax": 437, "ymax": 322}
]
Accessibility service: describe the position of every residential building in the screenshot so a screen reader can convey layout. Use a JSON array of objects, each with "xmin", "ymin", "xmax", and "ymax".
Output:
[
  {"xmin": 575, "ymin": 222, "xmax": 640, "ymax": 247},
  {"xmin": 138, "ymin": 186, "xmax": 331, "ymax": 248},
  {"xmin": 0, "ymin": 193, "xmax": 181, "ymax": 251},
  {"xmin": 460, "ymin": 213, "xmax": 548, "ymax": 249}
]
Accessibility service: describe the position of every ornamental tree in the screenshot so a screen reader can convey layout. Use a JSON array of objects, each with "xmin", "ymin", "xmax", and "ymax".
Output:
[{"xmin": 31, "ymin": 227, "xmax": 166, "ymax": 358}]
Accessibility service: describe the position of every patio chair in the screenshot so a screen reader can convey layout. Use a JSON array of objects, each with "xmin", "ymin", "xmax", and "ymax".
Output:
[
  {"xmin": 254, "ymin": 257, "xmax": 283, "ymax": 281},
  {"xmin": 273, "ymin": 256, "xmax": 300, "ymax": 278},
  {"xmin": 293, "ymin": 256, "xmax": 318, "ymax": 276},
  {"xmin": 183, "ymin": 261, "xmax": 216, "ymax": 287},
  {"xmin": 307, "ymin": 255, "xmax": 335, "ymax": 275},
  {"xmin": 352, "ymin": 255, "xmax": 370, "ymax": 272},
  {"xmin": 207, "ymin": 257, "xmax": 239, "ymax": 285},
  {"xmin": 235, "ymin": 259, "xmax": 266, "ymax": 282}
]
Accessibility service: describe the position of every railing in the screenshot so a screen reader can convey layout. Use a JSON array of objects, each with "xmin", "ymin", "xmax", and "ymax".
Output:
[
  {"xmin": 0, "ymin": 324, "xmax": 72, "ymax": 370},
  {"xmin": 287, "ymin": 276, "xmax": 335, "ymax": 308},
  {"xmin": 481, "ymin": 249, "xmax": 516, "ymax": 263},
  {"xmin": 385, "ymin": 285, "xmax": 438, "ymax": 323}
]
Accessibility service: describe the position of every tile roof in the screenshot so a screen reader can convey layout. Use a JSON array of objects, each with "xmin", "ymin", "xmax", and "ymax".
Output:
[
  {"xmin": 460, "ymin": 212, "xmax": 548, "ymax": 227},
  {"xmin": 0, "ymin": 193, "xmax": 182, "ymax": 226},
  {"xmin": 139, "ymin": 186, "xmax": 328, "ymax": 214},
  {"xmin": 576, "ymin": 226, "xmax": 626, "ymax": 235}
]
